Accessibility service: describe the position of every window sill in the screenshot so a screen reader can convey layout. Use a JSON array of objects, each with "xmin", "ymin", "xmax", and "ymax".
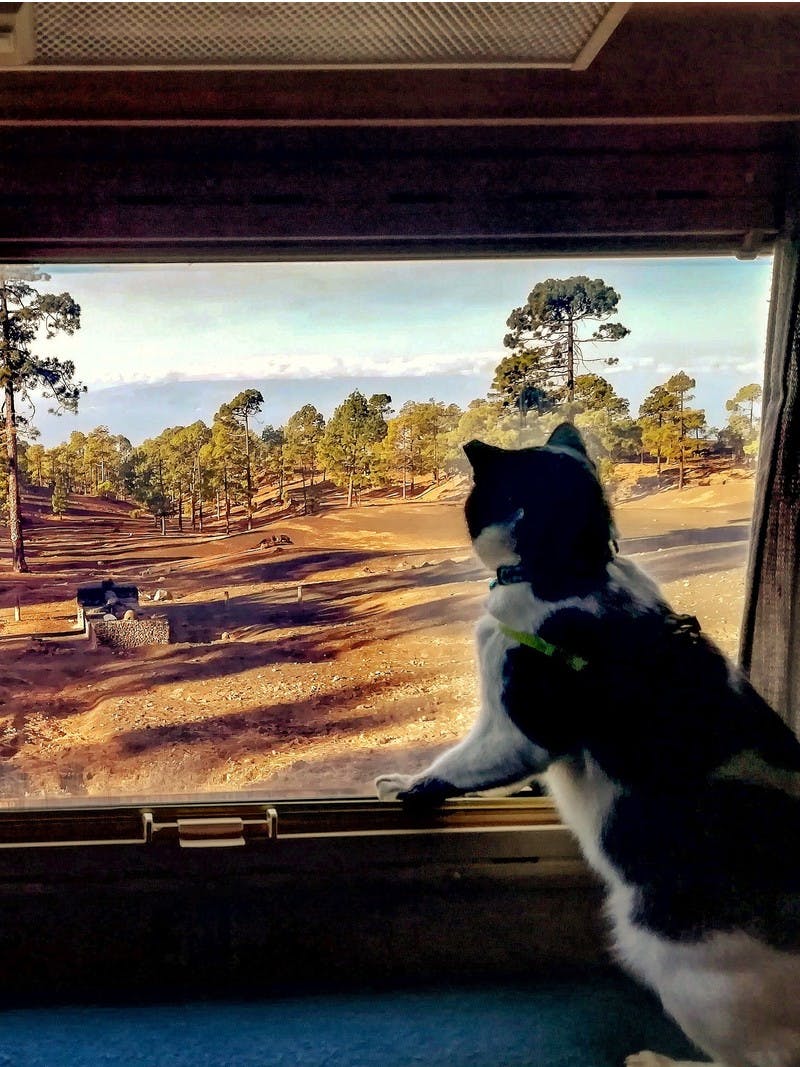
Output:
[
  {"xmin": 0, "ymin": 794, "xmax": 599, "ymax": 997},
  {"xmin": 0, "ymin": 793, "xmax": 564, "ymax": 844}
]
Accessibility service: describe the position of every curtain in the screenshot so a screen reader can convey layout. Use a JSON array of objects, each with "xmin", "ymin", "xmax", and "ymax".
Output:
[{"xmin": 740, "ymin": 236, "xmax": 800, "ymax": 732}]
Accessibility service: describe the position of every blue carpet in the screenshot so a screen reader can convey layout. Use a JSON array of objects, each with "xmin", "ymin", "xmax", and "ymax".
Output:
[{"xmin": 0, "ymin": 975, "xmax": 701, "ymax": 1066}]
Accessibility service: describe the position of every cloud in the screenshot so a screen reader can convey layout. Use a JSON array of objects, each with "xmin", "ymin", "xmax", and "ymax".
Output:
[{"xmin": 81, "ymin": 349, "xmax": 503, "ymax": 388}]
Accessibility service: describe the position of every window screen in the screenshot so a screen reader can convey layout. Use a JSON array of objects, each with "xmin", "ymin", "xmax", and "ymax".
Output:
[{"xmin": 0, "ymin": 256, "xmax": 771, "ymax": 804}]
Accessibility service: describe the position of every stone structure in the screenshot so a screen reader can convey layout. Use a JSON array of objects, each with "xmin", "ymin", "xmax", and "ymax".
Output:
[{"xmin": 90, "ymin": 616, "xmax": 170, "ymax": 650}]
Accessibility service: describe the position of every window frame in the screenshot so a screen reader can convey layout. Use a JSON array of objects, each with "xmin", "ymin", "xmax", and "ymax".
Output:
[
  {"xmin": 0, "ymin": 241, "xmax": 776, "ymax": 859},
  {"xmin": 0, "ymin": 110, "xmax": 787, "ymax": 857}
]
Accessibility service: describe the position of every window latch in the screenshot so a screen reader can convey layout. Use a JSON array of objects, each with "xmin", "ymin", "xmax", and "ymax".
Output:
[{"xmin": 149, "ymin": 808, "xmax": 278, "ymax": 848}]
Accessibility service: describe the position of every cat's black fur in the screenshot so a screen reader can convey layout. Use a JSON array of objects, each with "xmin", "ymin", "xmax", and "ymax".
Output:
[{"xmin": 376, "ymin": 423, "xmax": 800, "ymax": 1067}]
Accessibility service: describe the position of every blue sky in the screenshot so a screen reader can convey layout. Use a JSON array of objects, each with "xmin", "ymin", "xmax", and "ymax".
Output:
[{"xmin": 33, "ymin": 256, "xmax": 773, "ymax": 443}]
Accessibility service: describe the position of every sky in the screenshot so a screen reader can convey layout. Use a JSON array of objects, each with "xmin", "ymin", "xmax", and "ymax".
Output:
[{"xmin": 27, "ymin": 256, "xmax": 773, "ymax": 446}]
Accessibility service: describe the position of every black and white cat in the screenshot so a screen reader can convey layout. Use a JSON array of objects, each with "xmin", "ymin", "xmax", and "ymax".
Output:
[{"xmin": 376, "ymin": 423, "xmax": 800, "ymax": 1067}]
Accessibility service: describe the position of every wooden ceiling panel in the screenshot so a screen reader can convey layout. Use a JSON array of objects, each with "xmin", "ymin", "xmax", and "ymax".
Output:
[{"xmin": 0, "ymin": 124, "xmax": 789, "ymax": 260}]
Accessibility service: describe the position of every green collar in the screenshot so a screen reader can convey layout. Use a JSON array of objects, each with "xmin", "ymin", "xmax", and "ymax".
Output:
[{"xmin": 497, "ymin": 622, "xmax": 589, "ymax": 672}]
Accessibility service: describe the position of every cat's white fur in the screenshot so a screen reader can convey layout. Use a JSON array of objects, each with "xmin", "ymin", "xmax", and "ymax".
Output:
[{"xmin": 376, "ymin": 524, "xmax": 800, "ymax": 1067}]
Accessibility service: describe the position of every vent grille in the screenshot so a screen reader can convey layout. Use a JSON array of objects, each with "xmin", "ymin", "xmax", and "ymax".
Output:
[{"xmin": 29, "ymin": 2, "xmax": 623, "ymax": 69}]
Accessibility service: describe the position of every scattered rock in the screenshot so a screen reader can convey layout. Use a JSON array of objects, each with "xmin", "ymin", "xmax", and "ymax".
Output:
[
  {"xmin": 220, "ymin": 631, "xmax": 232, "ymax": 642},
  {"xmin": 256, "ymin": 534, "xmax": 293, "ymax": 549},
  {"xmin": 153, "ymin": 588, "xmax": 172, "ymax": 602},
  {"xmin": 122, "ymin": 609, "xmax": 137, "ymax": 621}
]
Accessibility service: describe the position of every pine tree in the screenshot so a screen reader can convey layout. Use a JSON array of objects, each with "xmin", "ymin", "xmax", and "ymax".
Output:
[
  {"xmin": 51, "ymin": 480, "xmax": 68, "ymax": 519},
  {"xmin": 504, "ymin": 276, "xmax": 629, "ymax": 408},
  {"xmin": 1, "ymin": 267, "xmax": 82, "ymax": 570}
]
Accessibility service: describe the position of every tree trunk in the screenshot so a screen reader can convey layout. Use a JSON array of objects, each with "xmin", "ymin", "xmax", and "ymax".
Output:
[
  {"xmin": 244, "ymin": 414, "xmax": 252, "ymax": 531},
  {"xmin": 347, "ymin": 468, "xmax": 354, "ymax": 508},
  {"xmin": 4, "ymin": 381, "xmax": 29, "ymax": 572},
  {"xmin": 195, "ymin": 456, "xmax": 203, "ymax": 532},
  {"xmin": 678, "ymin": 391, "xmax": 685, "ymax": 490},
  {"xmin": 566, "ymin": 318, "xmax": 575, "ymax": 405},
  {"xmin": 160, "ymin": 514, "xmax": 166, "ymax": 536}
]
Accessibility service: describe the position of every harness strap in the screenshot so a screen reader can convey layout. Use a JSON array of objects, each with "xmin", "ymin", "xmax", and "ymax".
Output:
[{"xmin": 497, "ymin": 623, "xmax": 589, "ymax": 672}]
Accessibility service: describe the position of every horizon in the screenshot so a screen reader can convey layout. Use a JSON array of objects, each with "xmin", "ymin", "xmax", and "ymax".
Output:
[{"xmin": 25, "ymin": 256, "xmax": 773, "ymax": 447}]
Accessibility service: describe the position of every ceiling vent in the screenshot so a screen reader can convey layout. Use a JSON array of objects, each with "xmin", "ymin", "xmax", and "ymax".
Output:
[{"xmin": 3, "ymin": 2, "xmax": 629, "ymax": 71}]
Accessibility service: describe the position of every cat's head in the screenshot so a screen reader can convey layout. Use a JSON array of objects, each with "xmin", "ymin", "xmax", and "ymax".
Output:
[{"xmin": 463, "ymin": 423, "xmax": 615, "ymax": 601}]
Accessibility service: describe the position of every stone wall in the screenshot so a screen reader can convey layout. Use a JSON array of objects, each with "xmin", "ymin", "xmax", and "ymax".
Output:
[{"xmin": 90, "ymin": 616, "xmax": 170, "ymax": 649}]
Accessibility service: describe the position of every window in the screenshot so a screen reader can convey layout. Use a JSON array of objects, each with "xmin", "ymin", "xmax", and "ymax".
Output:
[{"xmin": 0, "ymin": 255, "xmax": 771, "ymax": 816}]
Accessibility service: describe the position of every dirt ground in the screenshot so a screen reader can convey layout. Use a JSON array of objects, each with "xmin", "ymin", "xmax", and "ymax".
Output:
[{"xmin": 0, "ymin": 466, "xmax": 755, "ymax": 804}]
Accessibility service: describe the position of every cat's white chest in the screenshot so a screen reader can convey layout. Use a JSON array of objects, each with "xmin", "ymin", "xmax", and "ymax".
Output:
[
  {"xmin": 545, "ymin": 758, "xmax": 689, "ymax": 993},
  {"xmin": 544, "ymin": 758, "xmax": 643, "ymax": 970}
]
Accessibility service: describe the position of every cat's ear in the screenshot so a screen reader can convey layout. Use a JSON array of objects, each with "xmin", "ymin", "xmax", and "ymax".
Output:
[
  {"xmin": 546, "ymin": 422, "xmax": 588, "ymax": 456},
  {"xmin": 463, "ymin": 439, "xmax": 502, "ymax": 471}
]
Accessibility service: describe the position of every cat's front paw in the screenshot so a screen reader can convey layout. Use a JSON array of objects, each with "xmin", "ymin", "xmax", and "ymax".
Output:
[
  {"xmin": 375, "ymin": 773, "xmax": 415, "ymax": 801},
  {"xmin": 376, "ymin": 773, "xmax": 457, "ymax": 807}
]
